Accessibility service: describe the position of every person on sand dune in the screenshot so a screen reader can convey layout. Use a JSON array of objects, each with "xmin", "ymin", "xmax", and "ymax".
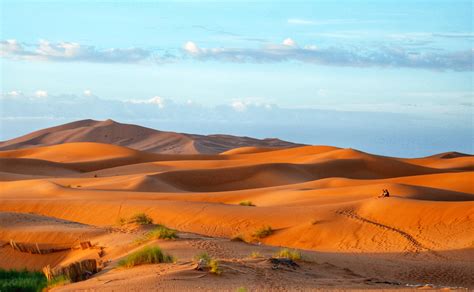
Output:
[{"xmin": 378, "ymin": 189, "xmax": 390, "ymax": 198}]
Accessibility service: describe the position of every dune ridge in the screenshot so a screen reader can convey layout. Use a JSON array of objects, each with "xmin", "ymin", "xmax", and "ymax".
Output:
[{"xmin": 0, "ymin": 119, "xmax": 301, "ymax": 154}]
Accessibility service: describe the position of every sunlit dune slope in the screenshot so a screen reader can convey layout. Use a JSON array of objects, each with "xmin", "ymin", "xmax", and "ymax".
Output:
[{"xmin": 0, "ymin": 141, "xmax": 472, "ymax": 257}]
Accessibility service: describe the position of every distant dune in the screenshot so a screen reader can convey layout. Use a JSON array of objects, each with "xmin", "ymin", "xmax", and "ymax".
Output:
[
  {"xmin": 0, "ymin": 119, "xmax": 301, "ymax": 154},
  {"xmin": 0, "ymin": 122, "xmax": 473, "ymax": 290}
]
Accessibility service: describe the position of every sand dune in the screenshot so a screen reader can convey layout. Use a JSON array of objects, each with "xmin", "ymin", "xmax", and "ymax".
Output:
[
  {"xmin": 0, "ymin": 131, "xmax": 473, "ymax": 289},
  {"xmin": 0, "ymin": 119, "xmax": 301, "ymax": 154}
]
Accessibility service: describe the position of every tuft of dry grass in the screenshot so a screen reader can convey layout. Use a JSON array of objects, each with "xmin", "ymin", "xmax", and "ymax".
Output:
[
  {"xmin": 252, "ymin": 226, "xmax": 273, "ymax": 239},
  {"xmin": 239, "ymin": 201, "xmax": 255, "ymax": 207},
  {"xmin": 274, "ymin": 248, "xmax": 302, "ymax": 261},
  {"xmin": 128, "ymin": 213, "xmax": 153, "ymax": 225},
  {"xmin": 249, "ymin": 251, "xmax": 263, "ymax": 258},
  {"xmin": 208, "ymin": 259, "xmax": 221, "ymax": 275},
  {"xmin": 194, "ymin": 252, "xmax": 221, "ymax": 275},
  {"xmin": 118, "ymin": 246, "xmax": 174, "ymax": 268},
  {"xmin": 134, "ymin": 226, "xmax": 178, "ymax": 245}
]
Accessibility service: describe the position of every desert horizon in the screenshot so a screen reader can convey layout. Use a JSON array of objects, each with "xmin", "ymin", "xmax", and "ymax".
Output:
[{"xmin": 1, "ymin": 1, "xmax": 473, "ymax": 291}]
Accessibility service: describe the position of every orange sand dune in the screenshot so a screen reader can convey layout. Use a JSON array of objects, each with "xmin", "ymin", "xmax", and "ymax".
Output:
[
  {"xmin": 0, "ymin": 119, "xmax": 301, "ymax": 154},
  {"xmin": 0, "ymin": 138, "xmax": 473, "ymax": 289}
]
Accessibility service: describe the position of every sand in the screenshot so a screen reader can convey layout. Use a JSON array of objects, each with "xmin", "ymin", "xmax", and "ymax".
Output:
[
  {"xmin": 0, "ymin": 130, "xmax": 473, "ymax": 290},
  {"xmin": 0, "ymin": 119, "xmax": 300, "ymax": 154}
]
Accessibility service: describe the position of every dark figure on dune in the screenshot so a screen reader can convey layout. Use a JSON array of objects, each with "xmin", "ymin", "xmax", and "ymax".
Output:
[{"xmin": 379, "ymin": 189, "xmax": 390, "ymax": 198}]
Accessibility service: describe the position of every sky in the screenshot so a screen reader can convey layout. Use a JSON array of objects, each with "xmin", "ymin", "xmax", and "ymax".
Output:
[{"xmin": 0, "ymin": 0, "xmax": 473, "ymax": 156}]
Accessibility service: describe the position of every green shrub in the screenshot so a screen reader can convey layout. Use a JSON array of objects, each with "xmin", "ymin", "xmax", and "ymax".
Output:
[
  {"xmin": 208, "ymin": 259, "xmax": 221, "ymax": 275},
  {"xmin": 249, "ymin": 251, "xmax": 263, "ymax": 258},
  {"xmin": 194, "ymin": 253, "xmax": 221, "ymax": 275},
  {"xmin": 135, "ymin": 226, "xmax": 178, "ymax": 244},
  {"xmin": 194, "ymin": 252, "xmax": 211, "ymax": 263},
  {"xmin": 128, "ymin": 213, "xmax": 153, "ymax": 225},
  {"xmin": 147, "ymin": 226, "xmax": 178, "ymax": 240},
  {"xmin": 274, "ymin": 248, "xmax": 302, "ymax": 261},
  {"xmin": 252, "ymin": 226, "xmax": 273, "ymax": 239},
  {"xmin": 118, "ymin": 246, "xmax": 174, "ymax": 268},
  {"xmin": 0, "ymin": 269, "xmax": 47, "ymax": 292},
  {"xmin": 239, "ymin": 201, "xmax": 255, "ymax": 206},
  {"xmin": 236, "ymin": 288, "xmax": 248, "ymax": 292},
  {"xmin": 47, "ymin": 275, "xmax": 71, "ymax": 288}
]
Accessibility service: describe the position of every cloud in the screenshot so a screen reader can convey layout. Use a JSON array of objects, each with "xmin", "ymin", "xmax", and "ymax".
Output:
[
  {"xmin": 35, "ymin": 90, "xmax": 48, "ymax": 97},
  {"xmin": 182, "ymin": 39, "xmax": 474, "ymax": 71},
  {"xmin": 282, "ymin": 38, "xmax": 297, "ymax": 47},
  {"xmin": 83, "ymin": 89, "xmax": 93, "ymax": 96},
  {"xmin": 231, "ymin": 100, "xmax": 247, "ymax": 112},
  {"xmin": 0, "ymin": 39, "xmax": 151, "ymax": 63},
  {"xmin": 183, "ymin": 41, "xmax": 201, "ymax": 55},
  {"xmin": 127, "ymin": 96, "xmax": 166, "ymax": 108}
]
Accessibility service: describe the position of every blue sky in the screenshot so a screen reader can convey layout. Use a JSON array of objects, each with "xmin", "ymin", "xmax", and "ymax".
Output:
[{"xmin": 0, "ymin": 0, "xmax": 472, "ymax": 156}]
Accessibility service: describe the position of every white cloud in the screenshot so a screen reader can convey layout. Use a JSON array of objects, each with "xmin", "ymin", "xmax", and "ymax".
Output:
[
  {"xmin": 231, "ymin": 100, "xmax": 247, "ymax": 112},
  {"xmin": 182, "ymin": 40, "xmax": 474, "ymax": 71},
  {"xmin": 0, "ymin": 39, "xmax": 151, "ymax": 63},
  {"xmin": 35, "ymin": 90, "xmax": 48, "ymax": 97},
  {"xmin": 7, "ymin": 90, "xmax": 22, "ymax": 97},
  {"xmin": 282, "ymin": 38, "xmax": 297, "ymax": 47},
  {"xmin": 128, "ymin": 96, "xmax": 166, "ymax": 108},
  {"xmin": 183, "ymin": 41, "xmax": 201, "ymax": 54},
  {"xmin": 83, "ymin": 89, "xmax": 92, "ymax": 96},
  {"xmin": 0, "ymin": 39, "xmax": 22, "ymax": 56}
]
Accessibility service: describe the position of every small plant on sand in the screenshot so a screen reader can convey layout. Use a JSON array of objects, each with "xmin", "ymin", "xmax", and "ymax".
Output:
[
  {"xmin": 194, "ymin": 252, "xmax": 221, "ymax": 275},
  {"xmin": 274, "ymin": 248, "xmax": 302, "ymax": 261},
  {"xmin": 147, "ymin": 226, "xmax": 178, "ymax": 240},
  {"xmin": 47, "ymin": 275, "xmax": 71, "ymax": 289},
  {"xmin": 239, "ymin": 201, "xmax": 255, "ymax": 207},
  {"xmin": 230, "ymin": 234, "xmax": 245, "ymax": 242},
  {"xmin": 128, "ymin": 213, "xmax": 153, "ymax": 225},
  {"xmin": 118, "ymin": 246, "xmax": 174, "ymax": 268},
  {"xmin": 208, "ymin": 259, "xmax": 221, "ymax": 275},
  {"xmin": 252, "ymin": 226, "xmax": 273, "ymax": 239},
  {"xmin": 194, "ymin": 252, "xmax": 212, "ymax": 263},
  {"xmin": 135, "ymin": 226, "xmax": 178, "ymax": 244},
  {"xmin": 249, "ymin": 251, "xmax": 263, "ymax": 258},
  {"xmin": 236, "ymin": 287, "xmax": 248, "ymax": 292}
]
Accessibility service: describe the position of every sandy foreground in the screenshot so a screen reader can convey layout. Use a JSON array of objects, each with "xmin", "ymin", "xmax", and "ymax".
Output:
[{"xmin": 0, "ymin": 142, "xmax": 473, "ymax": 291}]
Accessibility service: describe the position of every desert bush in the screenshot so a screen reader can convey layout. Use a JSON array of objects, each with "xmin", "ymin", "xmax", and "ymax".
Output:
[
  {"xmin": 249, "ymin": 251, "xmax": 263, "ymax": 258},
  {"xmin": 208, "ymin": 259, "xmax": 221, "ymax": 275},
  {"xmin": 47, "ymin": 275, "xmax": 71, "ymax": 289},
  {"xmin": 194, "ymin": 252, "xmax": 211, "ymax": 263},
  {"xmin": 236, "ymin": 288, "xmax": 248, "ymax": 292},
  {"xmin": 194, "ymin": 253, "xmax": 221, "ymax": 275},
  {"xmin": 252, "ymin": 226, "xmax": 273, "ymax": 239},
  {"xmin": 147, "ymin": 226, "xmax": 178, "ymax": 240},
  {"xmin": 274, "ymin": 248, "xmax": 302, "ymax": 261},
  {"xmin": 128, "ymin": 213, "xmax": 153, "ymax": 225},
  {"xmin": 135, "ymin": 226, "xmax": 178, "ymax": 244},
  {"xmin": 0, "ymin": 269, "xmax": 47, "ymax": 292},
  {"xmin": 239, "ymin": 201, "xmax": 255, "ymax": 206},
  {"xmin": 118, "ymin": 246, "xmax": 174, "ymax": 268}
]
